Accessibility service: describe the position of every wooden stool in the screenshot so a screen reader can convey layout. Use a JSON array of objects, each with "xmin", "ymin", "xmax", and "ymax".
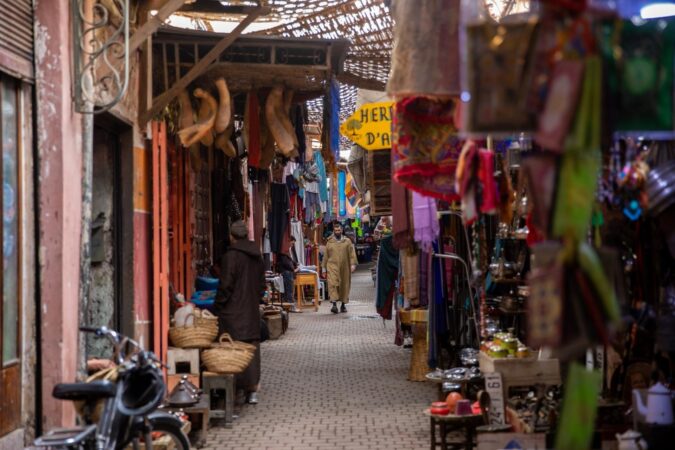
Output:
[
  {"xmin": 409, "ymin": 323, "xmax": 430, "ymax": 381},
  {"xmin": 424, "ymin": 410, "xmax": 484, "ymax": 450},
  {"xmin": 294, "ymin": 273, "xmax": 319, "ymax": 311},
  {"xmin": 202, "ymin": 371, "xmax": 235, "ymax": 427},
  {"xmin": 167, "ymin": 347, "xmax": 200, "ymax": 375}
]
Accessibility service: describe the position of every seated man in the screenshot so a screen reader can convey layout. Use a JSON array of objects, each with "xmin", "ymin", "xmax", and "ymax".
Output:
[{"xmin": 278, "ymin": 236, "xmax": 299, "ymax": 312}]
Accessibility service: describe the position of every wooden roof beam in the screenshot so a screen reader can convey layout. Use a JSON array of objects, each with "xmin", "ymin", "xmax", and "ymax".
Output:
[
  {"xmin": 130, "ymin": 0, "xmax": 189, "ymax": 54},
  {"xmin": 138, "ymin": 6, "xmax": 270, "ymax": 127},
  {"xmin": 139, "ymin": 6, "xmax": 270, "ymax": 126}
]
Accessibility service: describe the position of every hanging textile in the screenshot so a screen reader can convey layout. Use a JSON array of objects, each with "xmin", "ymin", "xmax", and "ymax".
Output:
[
  {"xmin": 552, "ymin": 56, "xmax": 602, "ymax": 241},
  {"xmin": 293, "ymin": 104, "xmax": 307, "ymax": 163},
  {"xmin": 478, "ymin": 150, "xmax": 498, "ymax": 215},
  {"xmin": 412, "ymin": 191, "xmax": 439, "ymax": 251},
  {"xmin": 230, "ymin": 158, "xmax": 245, "ymax": 218},
  {"xmin": 455, "ymin": 141, "xmax": 479, "ymax": 224},
  {"xmin": 315, "ymin": 151, "xmax": 328, "ymax": 208},
  {"xmin": 392, "ymin": 176, "xmax": 413, "ymax": 250},
  {"xmin": 338, "ymin": 170, "xmax": 347, "ymax": 217},
  {"xmin": 329, "ymin": 79, "xmax": 341, "ymax": 161},
  {"xmin": 268, "ymin": 182, "xmax": 290, "ymax": 254},
  {"xmin": 392, "ymin": 97, "xmax": 463, "ymax": 202},
  {"xmin": 304, "ymin": 192, "xmax": 321, "ymax": 224},
  {"xmin": 290, "ymin": 219, "xmax": 305, "ymax": 266},
  {"xmin": 247, "ymin": 181, "xmax": 255, "ymax": 241},
  {"xmin": 387, "ymin": 0, "xmax": 461, "ymax": 97},
  {"xmin": 376, "ymin": 235, "xmax": 400, "ymax": 320},
  {"xmin": 262, "ymin": 229, "xmax": 272, "ymax": 271},
  {"xmin": 419, "ymin": 249, "xmax": 430, "ymax": 308},
  {"xmin": 245, "ymin": 91, "xmax": 261, "ymax": 168},
  {"xmin": 348, "ymin": 145, "xmax": 368, "ymax": 193},
  {"xmin": 401, "ymin": 248, "xmax": 420, "ymax": 306},
  {"xmin": 252, "ymin": 176, "xmax": 266, "ymax": 249},
  {"xmin": 428, "ymin": 240, "xmax": 449, "ymax": 369}
]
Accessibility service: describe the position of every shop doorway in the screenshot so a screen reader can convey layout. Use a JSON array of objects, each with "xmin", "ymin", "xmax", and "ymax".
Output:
[{"xmin": 87, "ymin": 118, "xmax": 134, "ymax": 357}]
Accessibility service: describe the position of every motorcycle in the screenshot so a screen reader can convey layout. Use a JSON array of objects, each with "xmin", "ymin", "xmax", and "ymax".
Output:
[{"xmin": 34, "ymin": 326, "xmax": 190, "ymax": 450}]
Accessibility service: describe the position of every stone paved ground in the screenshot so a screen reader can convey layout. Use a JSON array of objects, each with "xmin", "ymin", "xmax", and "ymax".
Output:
[{"xmin": 202, "ymin": 269, "xmax": 436, "ymax": 450}]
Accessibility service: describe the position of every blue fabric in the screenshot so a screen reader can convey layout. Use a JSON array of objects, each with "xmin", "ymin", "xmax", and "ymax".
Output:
[
  {"xmin": 330, "ymin": 79, "xmax": 341, "ymax": 160},
  {"xmin": 428, "ymin": 241, "xmax": 449, "ymax": 369},
  {"xmin": 375, "ymin": 236, "xmax": 400, "ymax": 320},
  {"xmin": 316, "ymin": 152, "xmax": 328, "ymax": 203},
  {"xmin": 338, "ymin": 171, "xmax": 346, "ymax": 217}
]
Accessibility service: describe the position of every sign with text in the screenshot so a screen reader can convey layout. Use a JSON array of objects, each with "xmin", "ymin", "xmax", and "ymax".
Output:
[
  {"xmin": 340, "ymin": 101, "xmax": 394, "ymax": 150},
  {"xmin": 484, "ymin": 372, "xmax": 506, "ymax": 425}
]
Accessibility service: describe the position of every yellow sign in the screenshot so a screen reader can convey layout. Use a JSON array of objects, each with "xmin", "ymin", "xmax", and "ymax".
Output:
[{"xmin": 340, "ymin": 101, "xmax": 394, "ymax": 150}]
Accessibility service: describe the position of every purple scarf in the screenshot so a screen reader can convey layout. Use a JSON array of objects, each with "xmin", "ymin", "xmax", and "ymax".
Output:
[{"xmin": 412, "ymin": 191, "xmax": 439, "ymax": 251}]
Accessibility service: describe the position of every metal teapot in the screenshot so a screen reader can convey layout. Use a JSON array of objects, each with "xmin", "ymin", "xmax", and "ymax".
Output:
[
  {"xmin": 632, "ymin": 382, "xmax": 674, "ymax": 425},
  {"xmin": 615, "ymin": 430, "xmax": 647, "ymax": 450}
]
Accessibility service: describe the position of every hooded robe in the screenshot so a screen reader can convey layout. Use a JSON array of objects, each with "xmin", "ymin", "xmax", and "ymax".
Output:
[{"xmin": 322, "ymin": 234, "xmax": 357, "ymax": 303}]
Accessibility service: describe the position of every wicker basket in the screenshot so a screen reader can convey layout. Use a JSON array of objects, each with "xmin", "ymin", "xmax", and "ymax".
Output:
[
  {"xmin": 75, "ymin": 367, "xmax": 118, "ymax": 423},
  {"xmin": 193, "ymin": 309, "xmax": 218, "ymax": 336},
  {"xmin": 169, "ymin": 313, "xmax": 218, "ymax": 348},
  {"xmin": 201, "ymin": 333, "xmax": 255, "ymax": 374}
]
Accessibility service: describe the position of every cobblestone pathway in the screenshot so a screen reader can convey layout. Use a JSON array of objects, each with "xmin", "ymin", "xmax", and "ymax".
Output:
[{"xmin": 202, "ymin": 269, "xmax": 436, "ymax": 450}]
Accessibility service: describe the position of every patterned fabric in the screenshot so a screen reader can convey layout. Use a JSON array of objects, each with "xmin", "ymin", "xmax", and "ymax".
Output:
[
  {"xmin": 329, "ymin": 79, "xmax": 341, "ymax": 160},
  {"xmin": 393, "ymin": 97, "xmax": 463, "ymax": 202}
]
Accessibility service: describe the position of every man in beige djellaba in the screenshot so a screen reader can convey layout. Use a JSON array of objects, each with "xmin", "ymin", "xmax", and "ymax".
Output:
[{"xmin": 321, "ymin": 222, "xmax": 358, "ymax": 314}]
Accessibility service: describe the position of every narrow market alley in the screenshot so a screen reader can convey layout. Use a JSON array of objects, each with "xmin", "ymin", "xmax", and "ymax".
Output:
[{"xmin": 202, "ymin": 268, "xmax": 436, "ymax": 450}]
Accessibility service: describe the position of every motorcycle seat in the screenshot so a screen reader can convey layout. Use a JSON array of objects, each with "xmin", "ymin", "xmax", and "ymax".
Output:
[{"xmin": 53, "ymin": 380, "xmax": 116, "ymax": 401}]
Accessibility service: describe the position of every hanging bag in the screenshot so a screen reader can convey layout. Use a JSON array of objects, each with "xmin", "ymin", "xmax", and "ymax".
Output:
[
  {"xmin": 552, "ymin": 55, "xmax": 602, "ymax": 241},
  {"xmin": 465, "ymin": 19, "xmax": 540, "ymax": 132}
]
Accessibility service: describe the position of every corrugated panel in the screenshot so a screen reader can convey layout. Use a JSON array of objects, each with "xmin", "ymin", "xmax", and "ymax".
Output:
[{"xmin": 0, "ymin": 0, "xmax": 33, "ymax": 63}]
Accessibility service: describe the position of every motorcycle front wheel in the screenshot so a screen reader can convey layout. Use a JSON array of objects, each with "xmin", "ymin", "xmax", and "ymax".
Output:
[{"xmin": 128, "ymin": 421, "xmax": 190, "ymax": 450}]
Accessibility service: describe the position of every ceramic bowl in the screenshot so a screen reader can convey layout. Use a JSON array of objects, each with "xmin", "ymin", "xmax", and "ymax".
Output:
[{"xmin": 430, "ymin": 402, "xmax": 450, "ymax": 416}]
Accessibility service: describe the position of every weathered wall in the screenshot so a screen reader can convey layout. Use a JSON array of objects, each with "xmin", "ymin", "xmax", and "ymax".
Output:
[
  {"xmin": 20, "ymin": 84, "xmax": 37, "ymax": 445},
  {"xmin": 34, "ymin": 0, "xmax": 83, "ymax": 429}
]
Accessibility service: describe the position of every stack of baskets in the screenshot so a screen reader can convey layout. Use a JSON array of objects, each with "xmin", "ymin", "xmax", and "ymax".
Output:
[
  {"xmin": 169, "ymin": 309, "xmax": 219, "ymax": 348},
  {"xmin": 202, "ymin": 333, "xmax": 256, "ymax": 374}
]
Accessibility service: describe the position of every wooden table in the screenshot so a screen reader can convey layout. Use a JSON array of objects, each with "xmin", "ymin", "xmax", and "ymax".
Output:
[
  {"xmin": 294, "ymin": 272, "xmax": 319, "ymax": 312},
  {"xmin": 424, "ymin": 410, "xmax": 485, "ymax": 450}
]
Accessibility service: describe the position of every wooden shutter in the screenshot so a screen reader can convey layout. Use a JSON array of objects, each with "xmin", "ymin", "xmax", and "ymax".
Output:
[
  {"xmin": 367, "ymin": 149, "xmax": 392, "ymax": 216},
  {"xmin": 0, "ymin": 0, "xmax": 33, "ymax": 79}
]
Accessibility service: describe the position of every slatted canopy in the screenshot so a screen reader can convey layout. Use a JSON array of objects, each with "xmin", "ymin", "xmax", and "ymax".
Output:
[{"xmin": 170, "ymin": 0, "xmax": 393, "ymax": 127}]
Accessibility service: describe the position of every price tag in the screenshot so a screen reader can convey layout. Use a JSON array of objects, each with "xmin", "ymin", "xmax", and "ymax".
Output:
[{"xmin": 485, "ymin": 372, "xmax": 506, "ymax": 425}]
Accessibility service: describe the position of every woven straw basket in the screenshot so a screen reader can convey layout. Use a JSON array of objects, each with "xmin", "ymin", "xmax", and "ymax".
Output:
[
  {"xmin": 193, "ymin": 309, "xmax": 218, "ymax": 335},
  {"xmin": 75, "ymin": 367, "xmax": 118, "ymax": 423},
  {"xmin": 169, "ymin": 312, "xmax": 218, "ymax": 348},
  {"xmin": 201, "ymin": 333, "xmax": 255, "ymax": 374}
]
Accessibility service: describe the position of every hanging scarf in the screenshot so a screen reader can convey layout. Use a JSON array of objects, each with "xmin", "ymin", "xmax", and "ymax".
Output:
[
  {"xmin": 246, "ymin": 91, "xmax": 261, "ymax": 168},
  {"xmin": 376, "ymin": 236, "xmax": 400, "ymax": 320},
  {"xmin": 412, "ymin": 191, "xmax": 439, "ymax": 251}
]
